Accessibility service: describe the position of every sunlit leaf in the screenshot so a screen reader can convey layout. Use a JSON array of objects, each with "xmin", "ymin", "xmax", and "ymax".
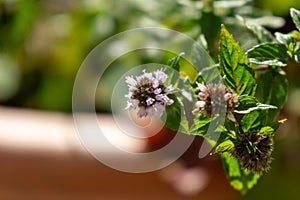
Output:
[
  {"xmin": 246, "ymin": 43, "xmax": 289, "ymax": 66},
  {"xmin": 215, "ymin": 140, "xmax": 234, "ymax": 153},
  {"xmin": 190, "ymin": 114, "xmax": 211, "ymax": 136},
  {"xmin": 219, "ymin": 25, "xmax": 256, "ymax": 95},
  {"xmin": 167, "ymin": 52, "xmax": 185, "ymax": 71}
]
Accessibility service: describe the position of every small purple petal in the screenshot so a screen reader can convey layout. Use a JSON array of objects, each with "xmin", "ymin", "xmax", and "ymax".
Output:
[
  {"xmin": 198, "ymin": 92, "xmax": 207, "ymax": 99},
  {"xmin": 196, "ymin": 101, "xmax": 206, "ymax": 108},
  {"xmin": 224, "ymin": 93, "xmax": 232, "ymax": 101},
  {"xmin": 164, "ymin": 85, "xmax": 174, "ymax": 94},
  {"xmin": 154, "ymin": 70, "xmax": 168, "ymax": 84},
  {"xmin": 146, "ymin": 97, "xmax": 155, "ymax": 106},
  {"xmin": 152, "ymin": 79, "xmax": 159, "ymax": 88},
  {"xmin": 197, "ymin": 82, "xmax": 207, "ymax": 92},
  {"xmin": 154, "ymin": 88, "xmax": 162, "ymax": 95}
]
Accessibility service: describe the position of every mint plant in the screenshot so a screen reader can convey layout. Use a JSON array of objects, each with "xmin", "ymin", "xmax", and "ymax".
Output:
[{"xmin": 125, "ymin": 7, "xmax": 300, "ymax": 195}]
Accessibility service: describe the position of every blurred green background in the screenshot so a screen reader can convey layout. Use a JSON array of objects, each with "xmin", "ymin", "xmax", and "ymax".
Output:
[{"xmin": 0, "ymin": 0, "xmax": 300, "ymax": 199}]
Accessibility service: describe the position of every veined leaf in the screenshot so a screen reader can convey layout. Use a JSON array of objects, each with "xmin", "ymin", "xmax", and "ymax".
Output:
[
  {"xmin": 291, "ymin": 8, "xmax": 300, "ymax": 32},
  {"xmin": 221, "ymin": 152, "xmax": 261, "ymax": 195},
  {"xmin": 219, "ymin": 25, "xmax": 256, "ymax": 96},
  {"xmin": 260, "ymin": 69, "xmax": 288, "ymax": 122},
  {"xmin": 241, "ymin": 110, "xmax": 267, "ymax": 132},
  {"xmin": 235, "ymin": 95, "xmax": 276, "ymax": 114},
  {"xmin": 246, "ymin": 43, "xmax": 289, "ymax": 67},
  {"xmin": 190, "ymin": 114, "xmax": 211, "ymax": 136}
]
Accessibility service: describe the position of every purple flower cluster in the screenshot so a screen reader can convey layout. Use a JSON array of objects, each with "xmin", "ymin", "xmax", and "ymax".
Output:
[
  {"xmin": 193, "ymin": 82, "xmax": 239, "ymax": 117},
  {"xmin": 125, "ymin": 69, "xmax": 175, "ymax": 118}
]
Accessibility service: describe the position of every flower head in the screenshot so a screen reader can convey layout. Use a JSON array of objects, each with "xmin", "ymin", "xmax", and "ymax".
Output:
[
  {"xmin": 193, "ymin": 83, "xmax": 239, "ymax": 117},
  {"xmin": 125, "ymin": 69, "xmax": 175, "ymax": 118},
  {"xmin": 231, "ymin": 132, "xmax": 274, "ymax": 174}
]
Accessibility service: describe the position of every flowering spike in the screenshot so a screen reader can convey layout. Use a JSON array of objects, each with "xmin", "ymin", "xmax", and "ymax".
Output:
[
  {"xmin": 193, "ymin": 83, "xmax": 239, "ymax": 117},
  {"xmin": 125, "ymin": 69, "xmax": 175, "ymax": 118}
]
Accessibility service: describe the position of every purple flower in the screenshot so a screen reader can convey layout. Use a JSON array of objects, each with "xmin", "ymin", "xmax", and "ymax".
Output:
[
  {"xmin": 193, "ymin": 82, "xmax": 239, "ymax": 117},
  {"xmin": 125, "ymin": 69, "xmax": 175, "ymax": 118}
]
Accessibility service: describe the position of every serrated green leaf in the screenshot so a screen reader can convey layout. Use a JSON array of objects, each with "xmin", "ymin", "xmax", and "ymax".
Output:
[
  {"xmin": 221, "ymin": 152, "xmax": 261, "ymax": 194},
  {"xmin": 219, "ymin": 25, "xmax": 256, "ymax": 96},
  {"xmin": 190, "ymin": 114, "xmax": 211, "ymax": 136},
  {"xmin": 246, "ymin": 43, "xmax": 289, "ymax": 67},
  {"xmin": 291, "ymin": 8, "xmax": 300, "ymax": 32},
  {"xmin": 236, "ymin": 95, "xmax": 258, "ymax": 110},
  {"xmin": 260, "ymin": 69, "xmax": 288, "ymax": 122}
]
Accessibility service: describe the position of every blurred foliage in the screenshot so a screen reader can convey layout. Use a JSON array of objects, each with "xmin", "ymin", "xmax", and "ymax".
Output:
[{"xmin": 1, "ymin": 0, "xmax": 299, "ymax": 112}]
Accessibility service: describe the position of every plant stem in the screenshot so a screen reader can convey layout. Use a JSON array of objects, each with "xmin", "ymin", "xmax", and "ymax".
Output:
[{"xmin": 233, "ymin": 113, "xmax": 244, "ymax": 136}]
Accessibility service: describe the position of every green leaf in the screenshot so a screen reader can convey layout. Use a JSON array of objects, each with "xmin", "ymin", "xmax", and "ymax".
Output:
[
  {"xmin": 258, "ymin": 119, "xmax": 286, "ymax": 135},
  {"xmin": 196, "ymin": 64, "xmax": 221, "ymax": 84},
  {"xmin": 219, "ymin": 25, "xmax": 256, "ymax": 96},
  {"xmin": 190, "ymin": 114, "xmax": 211, "ymax": 136},
  {"xmin": 163, "ymin": 97, "xmax": 182, "ymax": 131},
  {"xmin": 234, "ymin": 103, "xmax": 277, "ymax": 114},
  {"xmin": 246, "ymin": 43, "xmax": 289, "ymax": 67},
  {"xmin": 167, "ymin": 52, "xmax": 185, "ymax": 71},
  {"xmin": 241, "ymin": 110, "xmax": 267, "ymax": 132},
  {"xmin": 275, "ymin": 31, "xmax": 300, "ymax": 63},
  {"xmin": 215, "ymin": 140, "xmax": 234, "ymax": 153},
  {"xmin": 200, "ymin": 11, "xmax": 222, "ymax": 57},
  {"xmin": 275, "ymin": 32, "xmax": 295, "ymax": 46},
  {"xmin": 221, "ymin": 152, "xmax": 261, "ymax": 194},
  {"xmin": 259, "ymin": 126, "xmax": 275, "ymax": 135},
  {"xmin": 234, "ymin": 96, "xmax": 276, "ymax": 114},
  {"xmin": 269, "ymin": 119, "xmax": 286, "ymax": 132},
  {"xmin": 236, "ymin": 96, "xmax": 258, "ymax": 109},
  {"xmin": 291, "ymin": 8, "xmax": 300, "ymax": 32},
  {"xmin": 256, "ymin": 119, "xmax": 286, "ymax": 136},
  {"xmin": 259, "ymin": 69, "xmax": 288, "ymax": 122}
]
